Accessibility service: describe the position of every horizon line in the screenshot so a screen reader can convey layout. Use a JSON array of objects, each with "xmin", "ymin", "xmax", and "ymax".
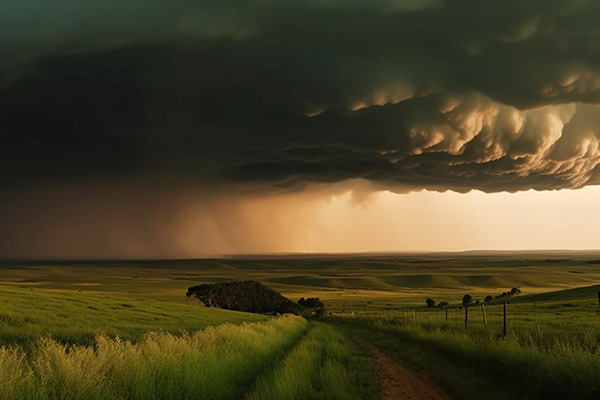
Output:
[{"xmin": 2, "ymin": 248, "xmax": 600, "ymax": 263}]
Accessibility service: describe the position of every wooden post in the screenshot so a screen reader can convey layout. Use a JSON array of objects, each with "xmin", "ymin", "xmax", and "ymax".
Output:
[
  {"xmin": 411, "ymin": 309, "xmax": 415, "ymax": 320},
  {"xmin": 481, "ymin": 304, "xmax": 487, "ymax": 329},
  {"xmin": 464, "ymin": 306, "xmax": 468, "ymax": 330},
  {"xmin": 597, "ymin": 291, "xmax": 600, "ymax": 309},
  {"xmin": 445, "ymin": 307, "xmax": 448, "ymax": 321},
  {"xmin": 503, "ymin": 301, "xmax": 507, "ymax": 336}
]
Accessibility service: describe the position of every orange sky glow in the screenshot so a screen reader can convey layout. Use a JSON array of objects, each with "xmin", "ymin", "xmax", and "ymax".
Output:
[
  {"xmin": 303, "ymin": 186, "xmax": 600, "ymax": 253},
  {"xmin": 3, "ymin": 182, "xmax": 599, "ymax": 259}
]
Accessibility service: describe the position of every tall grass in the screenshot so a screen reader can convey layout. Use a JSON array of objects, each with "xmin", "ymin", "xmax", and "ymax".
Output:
[
  {"xmin": 0, "ymin": 285, "xmax": 267, "ymax": 348},
  {"xmin": 247, "ymin": 323, "xmax": 378, "ymax": 400},
  {"xmin": 388, "ymin": 323, "xmax": 600, "ymax": 400},
  {"xmin": 0, "ymin": 316, "xmax": 307, "ymax": 400},
  {"xmin": 337, "ymin": 298, "xmax": 600, "ymax": 351},
  {"xmin": 334, "ymin": 314, "xmax": 600, "ymax": 400}
]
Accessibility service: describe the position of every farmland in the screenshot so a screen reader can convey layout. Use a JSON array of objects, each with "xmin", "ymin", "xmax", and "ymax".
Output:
[{"xmin": 1, "ymin": 252, "xmax": 600, "ymax": 399}]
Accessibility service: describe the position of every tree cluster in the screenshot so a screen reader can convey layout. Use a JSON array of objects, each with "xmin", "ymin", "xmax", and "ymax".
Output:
[
  {"xmin": 484, "ymin": 287, "xmax": 522, "ymax": 303},
  {"xmin": 437, "ymin": 301, "xmax": 449, "ymax": 309},
  {"xmin": 462, "ymin": 294, "xmax": 473, "ymax": 306},
  {"xmin": 298, "ymin": 297, "xmax": 324, "ymax": 308},
  {"xmin": 425, "ymin": 299, "xmax": 449, "ymax": 308},
  {"xmin": 427, "ymin": 288, "xmax": 522, "ymax": 310},
  {"xmin": 186, "ymin": 281, "xmax": 302, "ymax": 315},
  {"xmin": 298, "ymin": 297, "xmax": 326, "ymax": 318}
]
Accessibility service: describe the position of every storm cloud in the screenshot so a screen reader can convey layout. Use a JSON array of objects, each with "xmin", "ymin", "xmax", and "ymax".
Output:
[{"xmin": 3, "ymin": 0, "xmax": 600, "ymax": 193}]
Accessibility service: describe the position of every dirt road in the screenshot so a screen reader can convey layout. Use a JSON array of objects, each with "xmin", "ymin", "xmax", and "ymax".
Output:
[{"xmin": 369, "ymin": 346, "xmax": 453, "ymax": 400}]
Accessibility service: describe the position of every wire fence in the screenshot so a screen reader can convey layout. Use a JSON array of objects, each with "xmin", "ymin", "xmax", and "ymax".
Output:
[{"xmin": 332, "ymin": 292, "xmax": 600, "ymax": 337}]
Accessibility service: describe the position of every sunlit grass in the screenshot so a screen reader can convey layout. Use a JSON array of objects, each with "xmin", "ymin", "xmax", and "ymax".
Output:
[
  {"xmin": 247, "ymin": 323, "xmax": 378, "ymax": 400},
  {"xmin": 0, "ymin": 285, "xmax": 266, "ymax": 347},
  {"xmin": 333, "ymin": 291, "xmax": 600, "ymax": 400},
  {"xmin": 3, "ymin": 257, "xmax": 600, "ymax": 399},
  {"xmin": 0, "ymin": 316, "xmax": 308, "ymax": 400}
]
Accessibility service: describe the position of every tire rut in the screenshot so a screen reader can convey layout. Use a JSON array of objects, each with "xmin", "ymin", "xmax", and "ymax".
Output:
[
  {"xmin": 238, "ymin": 322, "xmax": 314, "ymax": 399},
  {"xmin": 369, "ymin": 345, "xmax": 453, "ymax": 400}
]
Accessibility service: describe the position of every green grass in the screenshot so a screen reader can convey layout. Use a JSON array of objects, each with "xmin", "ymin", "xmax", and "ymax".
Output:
[
  {"xmin": 0, "ymin": 285, "xmax": 266, "ymax": 347},
  {"xmin": 0, "ymin": 283, "xmax": 378, "ymax": 400},
  {"xmin": 4, "ymin": 252, "xmax": 600, "ymax": 310},
  {"xmin": 0, "ymin": 317, "xmax": 380, "ymax": 400},
  {"xmin": 331, "ymin": 284, "xmax": 600, "ymax": 400},
  {"xmin": 2, "ymin": 254, "xmax": 600, "ymax": 399},
  {"xmin": 247, "ymin": 323, "xmax": 378, "ymax": 400},
  {"xmin": 515, "ymin": 283, "xmax": 600, "ymax": 303},
  {"xmin": 0, "ymin": 316, "xmax": 309, "ymax": 400},
  {"xmin": 342, "ymin": 298, "xmax": 600, "ymax": 345},
  {"xmin": 345, "ymin": 320, "xmax": 600, "ymax": 400}
]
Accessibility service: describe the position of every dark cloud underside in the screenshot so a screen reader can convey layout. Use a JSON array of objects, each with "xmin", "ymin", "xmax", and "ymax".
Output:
[{"xmin": 3, "ymin": 0, "xmax": 600, "ymax": 192}]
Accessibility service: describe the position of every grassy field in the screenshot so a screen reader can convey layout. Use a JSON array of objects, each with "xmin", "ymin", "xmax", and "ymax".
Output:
[
  {"xmin": 0, "ymin": 316, "xmax": 307, "ymax": 399},
  {"xmin": 0, "ymin": 285, "xmax": 266, "ymax": 347},
  {"xmin": 247, "ymin": 323, "xmax": 378, "ymax": 400},
  {"xmin": 0, "ymin": 316, "xmax": 378, "ymax": 400},
  {"xmin": 1, "ymin": 252, "xmax": 600, "ymax": 399},
  {"xmin": 3, "ymin": 251, "xmax": 600, "ymax": 309},
  {"xmin": 332, "ymin": 283, "xmax": 600, "ymax": 400}
]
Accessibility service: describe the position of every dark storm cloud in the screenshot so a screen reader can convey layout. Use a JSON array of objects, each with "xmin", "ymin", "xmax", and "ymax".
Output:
[{"xmin": 3, "ymin": 0, "xmax": 600, "ymax": 193}]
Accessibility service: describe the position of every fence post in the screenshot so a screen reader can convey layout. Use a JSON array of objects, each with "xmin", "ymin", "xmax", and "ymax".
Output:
[
  {"xmin": 411, "ymin": 309, "xmax": 415, "ymax": 320},
  {"xmin": 597, "ymin": 291, "xmax": 600, "ymax": 309},
  {"xmin": 503, "ymin": 301, "xmax": 507, "ymax": 336},
  {"xmin": 464, "ymin": 306, "xmax": 468, "ymax": 330},
  {"xmin": 445, "ymin": 307, "xmax": 448, "ymax": 321},
  {"xmin": 481, "ymin": 304, "xmax": 487, "ymax": 329}
]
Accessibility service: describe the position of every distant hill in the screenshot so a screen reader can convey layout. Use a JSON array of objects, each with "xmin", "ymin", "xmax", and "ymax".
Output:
[{"xmin": 513, "ymin": 284, "xmax": 600, "ymax": 303}]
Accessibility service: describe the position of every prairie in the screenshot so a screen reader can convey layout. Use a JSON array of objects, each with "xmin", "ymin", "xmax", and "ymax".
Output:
[
  {"xmin": 1, "ymin": 252, "xmax": 600, "ymax": 399},
  {"xmin": 0, "ymin": 285, "xmax": 266, "ymax": 347},
  {"xmin": 333, "ymin": 284, "xmax": 600, "ymax": 400},
  {"xmin": 1, "ymin": 316, "xmax": 309, "ymax": 400},
  {"xmin": 4, "ymin": 251, "xmax": 600, "ymax": 307}
]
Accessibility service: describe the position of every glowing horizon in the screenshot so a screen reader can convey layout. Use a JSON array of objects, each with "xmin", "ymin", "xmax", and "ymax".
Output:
[{"xmin": 2, "ymin": 182, "xmax": 599, "ymax": 259}]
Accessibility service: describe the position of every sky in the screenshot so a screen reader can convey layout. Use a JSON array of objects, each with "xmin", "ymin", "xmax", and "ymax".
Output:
[{"xmin": 1, "ymin": 0, "xmax": 600, "ymax": 258}]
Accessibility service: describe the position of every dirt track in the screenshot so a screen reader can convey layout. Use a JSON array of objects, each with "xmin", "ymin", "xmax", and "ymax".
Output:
[{"xmin": 369, "ymin": 346, "xmax": 453, "ymax": 400}]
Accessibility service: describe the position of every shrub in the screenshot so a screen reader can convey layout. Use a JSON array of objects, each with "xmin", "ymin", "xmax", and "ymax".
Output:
[
  {"xmin": 298, "ymin": 297, "xmax": 325, "ymax": 308},
  {"xmin": 187, "ymin": 281, "xmax": 302, "ymax": 315},
  {"xmin": 298, "ymin": 297, "xmax": 326, "ymax": 319},
  {"xmin": 494, "ymin": 288, "xmax": 523, "ymax": 301},
  {"xmin": 462, "ymin": 294, "xmax": 473, "ymax": 306},
  {"xmin": 426, "ymin": 298, "xmax": 436, "ymax": 308}
]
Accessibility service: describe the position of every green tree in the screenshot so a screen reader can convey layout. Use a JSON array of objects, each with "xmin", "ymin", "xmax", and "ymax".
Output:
[{"xmin": 462, "ymin": 294, "xmax": 473, "ymax": 306}]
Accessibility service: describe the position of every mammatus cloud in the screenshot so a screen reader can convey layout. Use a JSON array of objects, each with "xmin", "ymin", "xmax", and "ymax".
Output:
[
  {"xmin": 4, "ymin": 0, "xmax": 600, "ymax": 258},
  {"xmin": 3, "ymin": 0, "xmax": 600, "ymax": 193}
]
